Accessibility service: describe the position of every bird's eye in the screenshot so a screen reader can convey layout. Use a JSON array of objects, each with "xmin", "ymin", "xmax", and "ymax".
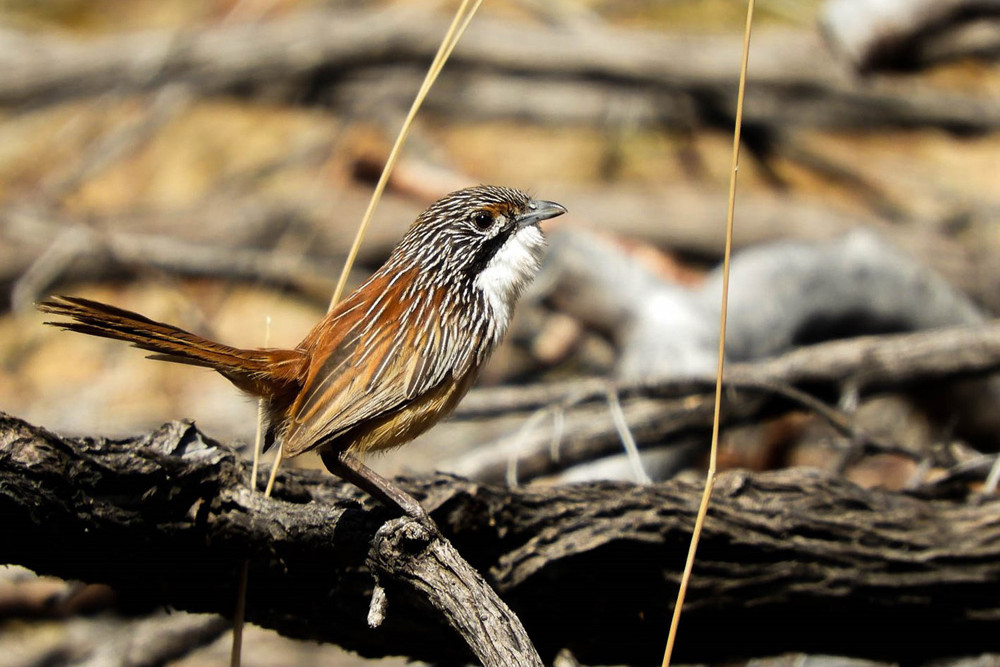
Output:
[{"xmin": 471, "ymin": 210, "xmax": 493, "ymax": 230}]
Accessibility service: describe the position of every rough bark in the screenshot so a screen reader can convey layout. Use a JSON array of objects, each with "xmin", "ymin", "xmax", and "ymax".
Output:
[
  {"xmin": 1, "ymin": 412, "xmax": 998, "ymax": 664},
  {"xmin": 0, "ymin": 415, "xmax": 540, "ymax": 666},
  {"xmin": 368, "ymin": 518, "xmax": 542, "ymax": 667}
]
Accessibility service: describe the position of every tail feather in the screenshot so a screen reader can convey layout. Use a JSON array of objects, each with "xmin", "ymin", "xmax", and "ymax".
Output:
[{"xmin": 38, "ymin": 295, "xmax": 304, "ymax": 397}]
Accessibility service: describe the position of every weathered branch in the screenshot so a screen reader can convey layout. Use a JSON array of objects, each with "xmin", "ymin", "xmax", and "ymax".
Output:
[
  {"xmin": 0, "ymin": 415, "xmax": 540, "ymax": 665},
  {"xmin": 2, "ymin": 412, "xmax": 999, "ymax": 664},
  {"xmin": 368, "ymin": 518, "xmax": 542, "ymax": 667}
]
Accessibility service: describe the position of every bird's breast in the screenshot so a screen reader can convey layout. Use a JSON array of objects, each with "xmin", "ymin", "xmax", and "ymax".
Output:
[{"xmin": 472, "ymin": 224, "xmax": 546, "ymax": 338}]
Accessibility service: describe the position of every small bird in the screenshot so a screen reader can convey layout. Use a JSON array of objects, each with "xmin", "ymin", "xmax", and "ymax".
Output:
[{"xmin": 39, "ymin": 186, "xmax": 566, "ymax": 520}]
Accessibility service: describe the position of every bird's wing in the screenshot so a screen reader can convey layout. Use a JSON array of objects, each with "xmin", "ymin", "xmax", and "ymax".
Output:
[{"xmin": 281, "ymin": 273, "xmax": 470, "ymax": 457}]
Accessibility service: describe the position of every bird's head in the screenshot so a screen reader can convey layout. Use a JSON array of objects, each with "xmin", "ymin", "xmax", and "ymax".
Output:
[{"xmin": 393, "ymin": 185, "xmax": 567, "ymax": 311}]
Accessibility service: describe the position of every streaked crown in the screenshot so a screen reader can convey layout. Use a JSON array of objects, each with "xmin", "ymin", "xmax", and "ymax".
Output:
[{"xmin": 390, "ymin": 185, "xmax": 566, "ymax": 289}]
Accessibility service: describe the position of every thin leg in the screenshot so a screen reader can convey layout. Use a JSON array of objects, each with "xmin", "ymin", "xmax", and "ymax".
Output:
[{"xmin": 321, "ymin": 449, "xmax": 431, "ymax": 524}]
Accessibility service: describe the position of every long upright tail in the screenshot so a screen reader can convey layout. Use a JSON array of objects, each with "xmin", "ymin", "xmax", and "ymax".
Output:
[{"xmin": 38, "ymin": 296, "xmax": 305, "ymax": 398}]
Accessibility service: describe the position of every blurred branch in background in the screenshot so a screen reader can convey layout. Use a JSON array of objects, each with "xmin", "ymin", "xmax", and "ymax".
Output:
[
  {"xmin": 0, "ymin": 7, "xmax": 995, "ymax": 130},
  {"xmin": 449, "ymin": 320, "xmax": 1000, "ymax": 482},
  {"xmin": 821, "ymin": 0, "xmax": 1000, "ymax": 72}
]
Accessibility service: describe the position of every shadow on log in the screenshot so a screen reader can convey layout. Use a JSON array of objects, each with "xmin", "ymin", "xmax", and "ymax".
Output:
[{"xmin": 1, "ymin": 412, "xmax": 998, "ymax": 664}]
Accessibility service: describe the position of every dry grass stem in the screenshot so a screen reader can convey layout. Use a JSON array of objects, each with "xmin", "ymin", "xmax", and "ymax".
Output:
[
  {"xmin": 328, "ymin": 0, "xmax": 484, "ymax": 311},
  {"xmin": 232, "ymin": 316, "xmax": 272, "ymax": 666},
  {"xmin": 661, "ymin": 1, "xmax": 756, "ymax": 665}
]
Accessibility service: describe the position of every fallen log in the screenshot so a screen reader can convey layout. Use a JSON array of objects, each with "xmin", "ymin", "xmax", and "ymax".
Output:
[{"xmin": 1, "ymin": 413, "xmax": 998, "ymax": 664}]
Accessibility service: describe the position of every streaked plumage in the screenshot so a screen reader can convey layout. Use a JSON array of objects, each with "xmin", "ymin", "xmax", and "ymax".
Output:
[{"xmin": 39, "ymin": 186, "xmax": 566, "ymax": 484}]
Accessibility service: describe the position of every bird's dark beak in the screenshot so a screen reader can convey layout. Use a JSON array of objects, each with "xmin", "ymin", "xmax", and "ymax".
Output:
[{"xmin": 517, "ymin": 200, "xmax": 567, "ymax": 228}]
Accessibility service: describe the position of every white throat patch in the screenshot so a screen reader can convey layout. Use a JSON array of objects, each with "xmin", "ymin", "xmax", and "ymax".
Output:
[{"xmin": 473, "ymin": 224, "xmax": 546, "ymax": 337}]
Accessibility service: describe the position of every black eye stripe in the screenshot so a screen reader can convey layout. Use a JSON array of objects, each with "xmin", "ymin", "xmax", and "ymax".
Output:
[
  {"xmin": 465, "ymin": 230, "xmax": 509, "ymax": 278},
  {"xmin": 464, "ymin": 214, "xmax": 521, "ymax": 278}
]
